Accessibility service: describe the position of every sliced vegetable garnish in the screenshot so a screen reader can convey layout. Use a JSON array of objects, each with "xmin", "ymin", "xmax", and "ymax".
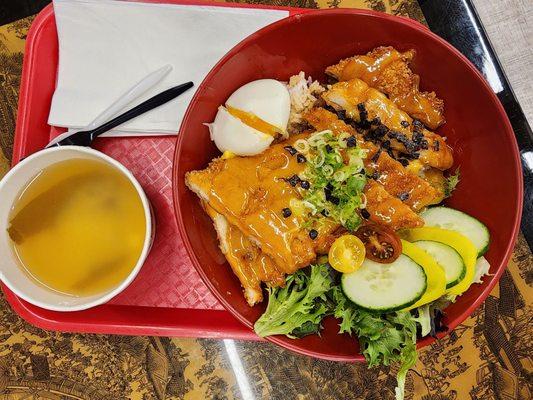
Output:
[
  {"xmin": 355, "ymin": 224, "xmax": 402, "ymax": 263},
  {"xmin": 328, "ymin": 235, "xmax": 366, "ymax": 273},
  {"xmin": 341, "ymin": 255, "xmax": 427, "ymax": 312},
  {"xmin": 300, "ymin": 130, "xmax": 368, "ymax": 231},
  {"xmin": 414, "ymin": 240, "xmax": 466, "ymax": 289},
  {"xmin": 400, "ymin": 240, "xmax": 446, "ymax": 310},
  {"xmin": 402, "ymin": 227, "xmax": 477, "ymax": 295},
  {"xmin": 420, "ymin": 206, "xmax": 490, "ymax": 256}
]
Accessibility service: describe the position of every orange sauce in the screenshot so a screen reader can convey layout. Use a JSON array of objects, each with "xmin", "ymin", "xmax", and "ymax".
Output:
[
  {"xmin": 204, "ymin": 136, "xmax": 314, "ymax": 273},
  {"xmin": 340, "ymin": 49, "xmax": 401, "ymax": 84}
]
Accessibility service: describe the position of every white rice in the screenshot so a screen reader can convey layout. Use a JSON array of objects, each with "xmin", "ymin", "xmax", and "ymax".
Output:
[{"xmin": 286, "ymin": 72, "xmax": 325, "ymax": 134}]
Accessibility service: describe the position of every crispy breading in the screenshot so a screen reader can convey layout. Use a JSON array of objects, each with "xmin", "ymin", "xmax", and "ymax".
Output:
[
  {"xmin": 322, "ymin": 79, "xmax": 453, "ymax": 170},
  {"xmin": 204, "ymin": 203, "xmax": 285, "ymax": 306},
  {"xmin": 326, "ymin": 46, "xmax": 445, "ymax": 129},
  {"xmin": 303, "ymin": 107, "xmax": 443, "ymax": 211},
  {"xmin": 364, "ymin": 180, "xmax": 424, "ymax": 229}
]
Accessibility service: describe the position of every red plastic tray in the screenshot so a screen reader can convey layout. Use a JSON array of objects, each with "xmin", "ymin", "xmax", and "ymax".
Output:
[
  {"xmin": 6, "ymin": 0, "xmax": 306, "ymax": 339},
  {"xmin": 6, "ymin": 0, "xmax": 428, "ymax": 338}
]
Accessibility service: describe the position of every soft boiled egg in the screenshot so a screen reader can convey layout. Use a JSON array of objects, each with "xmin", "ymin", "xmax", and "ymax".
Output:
[
  {"xmin": 209, "ymin": 106, "xmax": 274, "ymax": 156},
  {"xmin": 208, "ymin": 79, "xmax": 291, "ymax": 156}
]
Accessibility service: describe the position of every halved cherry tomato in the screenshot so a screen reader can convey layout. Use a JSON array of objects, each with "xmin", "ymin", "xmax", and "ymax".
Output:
[
  {"xmin": 328, "ymin": 235, "xmax": 366, "ymax": 273},
  {"xmin": 355, "ymin": 224, "xmax": 402, "ymax": 263}
]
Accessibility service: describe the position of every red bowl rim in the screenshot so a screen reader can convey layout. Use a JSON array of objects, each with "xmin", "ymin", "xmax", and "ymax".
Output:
[{"xmin": 173, "ymin": 8, "xmax": 524, "ymax": 361}]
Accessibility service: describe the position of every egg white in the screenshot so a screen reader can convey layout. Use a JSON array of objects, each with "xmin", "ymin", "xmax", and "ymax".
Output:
[
  {"xmin": 208, "ymin": 106, "xmax": 274, "ymax": 156},
  {"xmin": 225, "ymin": 79, "xmax": 291, "ymax": 134}
]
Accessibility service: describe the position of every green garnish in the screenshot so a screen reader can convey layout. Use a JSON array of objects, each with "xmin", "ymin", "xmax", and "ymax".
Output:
[
  {"xmin": 444, "ymin": 169, "xmax": 460, "ymax": 197},
  {"xmin": 254, "ymin": 264, "xmax": 333, "ymax": 338},
  {"xmin": 332, "ymin": 287, "xmax": 418, "ymax": 400},
  {"xmin": 299, "ymin": 130, "xmax": 367, "ymax": 231}
]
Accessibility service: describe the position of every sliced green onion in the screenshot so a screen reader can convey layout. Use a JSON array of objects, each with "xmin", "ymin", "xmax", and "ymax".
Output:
[{"xmin": 294, "ymin": 139, "xmax": 310, "ymax": 154}]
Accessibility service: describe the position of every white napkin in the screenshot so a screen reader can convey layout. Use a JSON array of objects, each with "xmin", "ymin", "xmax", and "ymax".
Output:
[{"xmin": 49, "ymin": 0, "xmax": 288, "ymax": 136}]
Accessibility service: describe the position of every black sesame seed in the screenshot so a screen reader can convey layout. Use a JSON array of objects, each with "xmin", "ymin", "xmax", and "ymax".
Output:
[
  {"xmin": 398, "ymin": 158, "xmax": 409, "ymax": 167},
  {"xmin": 367, "ymin": 172, "xmax": 380, "ymax": 180},
  {"xmin": 370, "ymin": 117, "xmax": 381, "ymax": 126},
  {"xmin": 398, "ymin": 192, "xmax": 410, "ymax": 201},
  {"xmin": 300, "ymin": 180, "xmax": 310, "ymax": 190},
  {"xmin": 309, "ymin": 229, "xmax": 318, "ymax": 240},
  {"xmin": 325, "ymin": 144, "xmax": 333, "ymax": 153},
  {"xmin": 284, "ymin": 145, "xmax": 297, "ymax": 156},
  {"xmin": 282, "ymin": 208, "xmax": 292, "ymax": 218},
  {"xmin": 346, "ymin": 136, "xmax": 357, "ymax": 148},
  {"xmin": 361, "ymin": 208, "xmax": 371, "ymax": 219},
  {"xmin": 381, "ymin": 140, "xmax": 391, "ymax": 150},
  {"xmin": 357, "ymin": 103, "xmax": 366, "ymax": 112},
  {"xmin": 321, "ymin": 209, "xmax": 329, "ymax": 217},
  {"xmin": 329, "ymin": 196, "xmax": 340, "ymax": 205},
  {"xmin": 401, "ymin": 120, "xmax": 410, "ymax": 128},
  {"xmin": 296, "ymin": 154, "xmax": 307, "ymax": 163},
  {"xmin": 433, "ymin": 140, "xmax": 440, "ymax": 152},
  {"xmin": 287, "ymin": 174, "xmax": 300, "ymax": 187},
  {"xmin": 413, "ymin": 119, "xmax": 423, "ymax": 130}
]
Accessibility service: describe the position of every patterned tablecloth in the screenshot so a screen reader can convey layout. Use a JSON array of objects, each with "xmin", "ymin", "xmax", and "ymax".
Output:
[{"xmin": 0, "ymin": 1, "xmax": 531, "ymax": 399}]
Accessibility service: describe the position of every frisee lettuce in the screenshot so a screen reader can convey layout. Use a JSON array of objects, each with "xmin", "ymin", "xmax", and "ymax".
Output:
[
  {"xmin": 254, "ymin": 264, "xmax": 333, "ymax": 338},
  {"xmin": 444, "ymin": 169, "xmax": 460, "ymax": 197},
  {"xmin": 332, "ymin": 287, "xmax": 418, "ymax": 400}
]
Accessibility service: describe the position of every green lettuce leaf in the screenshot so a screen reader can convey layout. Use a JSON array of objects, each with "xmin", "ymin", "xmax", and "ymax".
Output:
[
  {"xmin": 444, "ymin": 169, "xmax": 460, "ymax": 197},
  {"xmin": 253, "ymin": 264, "xmax": 333, "ymax": 338},
  {"xmin": 413, "ymin": 304, "xmax": 431, "ymax": 337},
  {"xmin": 332, "ymin": 289, "xmax": 418, "ymax": 400}
]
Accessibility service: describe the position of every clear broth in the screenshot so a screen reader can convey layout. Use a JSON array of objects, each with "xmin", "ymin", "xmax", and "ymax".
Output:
[{"xmin": 7, "ymin": 158, "xmax": 146, "ymax": 296}]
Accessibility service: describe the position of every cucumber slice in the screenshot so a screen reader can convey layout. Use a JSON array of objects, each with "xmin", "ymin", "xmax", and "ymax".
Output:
[
  {"xmin": 414, "ymin": 240, "xmax": 466, "ymax": 289},
  {"xmin": 341, "ymin": 255, "xmax": 427, "ymax": 312},
  {"xmin": 420, "ymin": 206, "xmax": 490, "ymax": 256}
]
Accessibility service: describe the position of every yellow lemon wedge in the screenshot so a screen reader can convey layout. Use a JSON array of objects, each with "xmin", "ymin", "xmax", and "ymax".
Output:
[
  {"xmin": 329, "ymin": 235, "xmax": 366, "ymax": 273},
  {"xmin": 402, "ymin": 227, "xmax": 477, "ymax": 295},
  {"xmin": 400, "ymin": 239, "xmax": 447, "ymax": 310}
]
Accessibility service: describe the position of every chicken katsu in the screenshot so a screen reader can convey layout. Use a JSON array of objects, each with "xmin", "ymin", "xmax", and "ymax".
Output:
[
  {"xmin": 203, "ymin": 203, "xmax": 285, "ymax": 305},
  {"xmin": 326, "ymin": 46, "xmax": 445, "ymax": 129},
  {"xmin": 322, "ymin": 78, "xmax": 453, "ymax": 170}
]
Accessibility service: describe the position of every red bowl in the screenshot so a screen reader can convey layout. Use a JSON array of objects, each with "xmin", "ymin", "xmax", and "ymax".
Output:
[{"xmin": 173, "ymin": 9, "xmax": 523, "ymax": 361}]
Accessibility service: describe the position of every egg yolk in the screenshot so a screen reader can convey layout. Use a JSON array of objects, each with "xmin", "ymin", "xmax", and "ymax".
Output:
[{"xmin": 226, "ymin": 106, "xmax": 280, "ymax": 137}]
